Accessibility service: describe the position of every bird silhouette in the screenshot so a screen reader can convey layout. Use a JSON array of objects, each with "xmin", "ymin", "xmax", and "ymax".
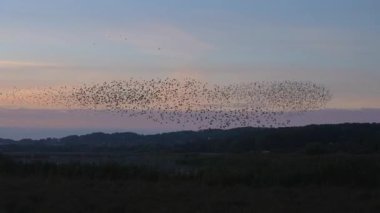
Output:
[{"xmin": 0, "ymin": 78, "xmax": 332, "ymax": 130}]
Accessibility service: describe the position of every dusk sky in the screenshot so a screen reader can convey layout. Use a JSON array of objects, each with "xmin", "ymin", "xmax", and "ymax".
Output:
[{"xmin": 1, "ymin": 0, "xmax": 380, "ymax": 139}]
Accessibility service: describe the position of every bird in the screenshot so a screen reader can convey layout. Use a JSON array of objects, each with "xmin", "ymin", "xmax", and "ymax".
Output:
[{"xmin": 3, "ymin": 78, "xmax": 331, "ymax": 130}]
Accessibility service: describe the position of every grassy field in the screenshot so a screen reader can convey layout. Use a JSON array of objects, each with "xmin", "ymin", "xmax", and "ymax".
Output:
[{"xmin": 1, "ymin": 153, "xmax": 380, "ymax": 213}]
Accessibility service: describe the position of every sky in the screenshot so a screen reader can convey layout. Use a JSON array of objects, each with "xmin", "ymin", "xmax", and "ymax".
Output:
[{"xmin": 0, "ymin": 0, "xmax": 379, "ymax": 138}]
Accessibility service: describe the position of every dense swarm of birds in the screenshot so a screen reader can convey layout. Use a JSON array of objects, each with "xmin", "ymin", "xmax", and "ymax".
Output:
[{"xmin": 0, "ymin": 78, "xmax": 332, "ymax": 129}]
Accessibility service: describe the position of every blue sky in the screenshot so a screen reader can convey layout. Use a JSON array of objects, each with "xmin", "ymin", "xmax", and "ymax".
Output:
[
  {"xmin": 0, "ymin": 0, "xmax": 379, "ymax": 138},
  {"xmin": 1, "ymin": 0, "xmax": 379, "ymax": 105},
  {"xmin": 1, "ymin": 1, "xmax": 379, "ymax": 89}
]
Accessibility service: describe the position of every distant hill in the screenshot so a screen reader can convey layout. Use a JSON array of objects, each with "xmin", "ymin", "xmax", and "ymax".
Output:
[{"xmin": 1, "ymin": 123, "xmax": 380, "ymax": 153}]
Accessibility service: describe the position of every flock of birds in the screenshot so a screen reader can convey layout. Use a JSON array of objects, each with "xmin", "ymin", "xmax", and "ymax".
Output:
[{"xmin": 0, "ymin": 78, "xmax": 332, "ymax": 129}]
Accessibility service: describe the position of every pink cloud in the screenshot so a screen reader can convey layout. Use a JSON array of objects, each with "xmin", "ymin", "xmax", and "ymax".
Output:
[{"xmin": 0, "ymin": 60, "xmax": 62, "ymax": 69}]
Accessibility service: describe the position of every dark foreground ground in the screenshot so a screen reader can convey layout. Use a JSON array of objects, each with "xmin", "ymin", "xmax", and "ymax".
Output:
[
  {"xmin": 2, "ymin": 177, "xmax": 380, "ymax": 213},
  {"xmin": 1, "ymin": 153, "xmax": 380, "ymax": 213}
]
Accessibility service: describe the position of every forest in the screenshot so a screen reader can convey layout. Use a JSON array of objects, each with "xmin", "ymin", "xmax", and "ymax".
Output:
[{"xmin": 1, "ymin": 123, "xmax": 380, "ymax": 154}]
